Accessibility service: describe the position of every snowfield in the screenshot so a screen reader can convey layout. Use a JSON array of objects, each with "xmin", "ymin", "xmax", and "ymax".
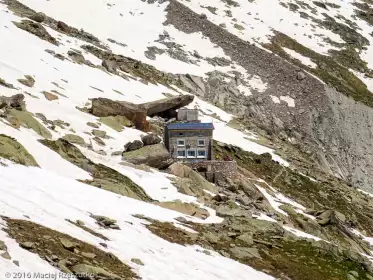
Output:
[
  {"xmin": 0, "ymin": 162, "xmax": 274, "ymax": 280},
  {"xmin": 2, "ymin": 0, "xmax": 373, "ymax": 278}
]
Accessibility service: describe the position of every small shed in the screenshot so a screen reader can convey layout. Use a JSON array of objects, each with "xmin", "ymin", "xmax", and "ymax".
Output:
[
  {"xmin": 164, "ymin": 122, "xmax": 214, "ymax": 161},
  {"xmin": 177, "ymin": 108, "xmax": 199, "ymax": 122}
]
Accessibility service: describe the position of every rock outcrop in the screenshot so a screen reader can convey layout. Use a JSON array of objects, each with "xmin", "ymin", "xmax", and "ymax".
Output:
[
  {"xmin": 90, "ymin": 98, "xmax": 149, "ymax": 131},
  {"xmin": 90, "ymin": 95, "xmax": 194, "ymax": 131},
  {"xmin": 142, "ymin": 95, "xmax": 194, "ymax": 118},
  {"xmin": 0, "ymin": 94, "xmax": 26, "ymax": 111},
  {"xmin": 141, "ymin": 133, "xmax": 161, "ymax": 146},
  {"xmin": 124, "ymin": 140, "xmax": 144, "ymax": 152},
  {"xmin": 165, "ymin": 0, "xmax": 373, "ymax": 192},
  {"xmin": 122, "ymin": 143, "xmax": 172, "ymax": 169},
  {"xmin": 0, "ymin": 134, "xmax": 38, "ymax": 166}
]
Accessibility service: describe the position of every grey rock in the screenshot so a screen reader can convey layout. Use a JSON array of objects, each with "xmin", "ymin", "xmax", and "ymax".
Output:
[
  {"xmin": 347, "ymin": 274, "xmax": 357, "ymax": 280},
  {"xmin": 59, "ymin": 238, "xmax": 79, "ymax": 251},
  {"xmin": 92, "ymin": 129, "xmax": 107, "ymax": 138},
  {"xmin": 348, "ymin": 271, "xmax": 359, "ymax": 278},
  {"xmin": 70, "ymin": 264, "xmax": 121, "ymax": 279},
  {"xmin": 19, "ymin": 242, "xmax": 35, "ymax": 250},
  {"xmin": 131, "ymin": 258, "xmax": 144, "ymax": 266},
  {"xmin": 122, "ymin": 143, "xmax": 173, "ymax": 169},
  {"xmin": 87, "ymin": 122, "xmax": 100, "ymax": 129},
  {"xmin": 1, "ymin": 252, "xmax": 11, "ymax": 260},
  {"xmin": 81, "ymin": 252, "xmax": 96, "ymax": 259},
  {"xmin": 13, "ymin": 260, "xmax": 20, "ymax": 267},
  {"xmin": 29, "ymin": 12, "xmax": 46, "ymax": 23},
  {"xmin": 296, "ymin": 71, "xmax": 306, "ymax": 80},
  {"xmin": 230, "ymin": 247, "xmax": 262, "ymax": 260},
  {"xmin": 67, "ymin": 50, "xmax": 85, "ymax": 64},
  {"xmin": 236, "ymin": 233, "xmax": 254, "ymax": 246},
  {"xmin": 141, "ymin": 133, "xmax": 161, "ymax": 146},
  {"xmin": 124, "ymin": 140, "xmax": 144, "ymax": 152},
  {"xmin": 0, "ymin": 240, "xmax": 6, "ymax": 251},
  {"xmin": 203, "ymin": 232, "xmax": 219, "ymax": 244}
]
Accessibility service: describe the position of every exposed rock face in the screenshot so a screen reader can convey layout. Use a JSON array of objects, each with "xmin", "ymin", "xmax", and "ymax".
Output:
[
  {"xmin": 168, "ymin": 162, "xmax": 218, "ymax": 196},
  {"xmin": 122, "ymin": 143, "xmax": 172, "ymax": 169},
  {"xmin": 141, "ymin": 133, "xmax": 161, "ymax": 146},
  {"xmin": 155, "ymin": 200, "xmax": 210, "ymax": 219},
  {"xmin": 142, "ymin": 95, "xmax": 194, "ymax": 118},
  {"xmin": 17, "ymin": 75, "xmax": 35, "ymax": 87},
  {"xmin": 13, "ymin": 20, "xmax": 58, "ymax": 45},
  {"xmin": 29, "ymin": 12, "xmax": 45, "ymax": 23},
  {"xmin": 67, "ymin": 50, "xmax": 85, "ymax": 64},
  {"xmin": 0, "ymin": 94, "xmax": 25, "ymax": 110},
  {"xmin": 90, "ymin": 95, "xmax": 194, "ymax": 131},
  {"xmin": 91, "ymin": 98, "xmax": 149, "ymax": 131},
  {"xmin": 165, "ymin": 0, "xmax": 373, "ymax": 192},
  {"xmin": 42, "ymin": 91, "xmax": 59, "ymax": 101},
  {"xmin": 0, "ymin": 134, "xmax": 38, "ymax": 166}
]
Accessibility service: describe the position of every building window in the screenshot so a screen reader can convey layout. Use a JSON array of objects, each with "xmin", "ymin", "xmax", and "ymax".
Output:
[
  {"xmin": 197, "ymin": 139, "xmax": 205, "ymax": 146},
  {"xmin": 178, "ymin": 132, "xmax": 184, "ymax": 136},
  {"xmin": 187, "ymin": 150, "xmax": 196, "ymax": 158},
  {"xmin": 197, "ymin": 149, "xmax": 206, "ymax": 158},
  {"xmin": 177, "ymin": 149, "xmax": 186, "ymax": 158},
  {"xmin": 177, "ymin": 139, "xmax": 185, "ymax": 147}
]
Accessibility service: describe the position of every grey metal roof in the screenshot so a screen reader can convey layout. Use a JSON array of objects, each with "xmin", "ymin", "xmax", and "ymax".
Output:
[{"xmin": 167, "ymin": 122, "xmax": 214, "ymax": 130}]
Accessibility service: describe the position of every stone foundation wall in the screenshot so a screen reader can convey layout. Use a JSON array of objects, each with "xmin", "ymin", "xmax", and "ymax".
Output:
[{"xmin": 186, "ymin": 160, "xmax": 237, "ymax": 177}]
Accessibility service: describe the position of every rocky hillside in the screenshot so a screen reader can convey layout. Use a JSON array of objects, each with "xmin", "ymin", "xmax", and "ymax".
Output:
[{"xmin": 2, "ymin": 0, "xmax": 373, "ymax": 279}]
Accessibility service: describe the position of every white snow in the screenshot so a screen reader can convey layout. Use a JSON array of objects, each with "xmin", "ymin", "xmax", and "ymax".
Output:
[
  {"xmin": 0, "ymin": 163, "xmax": 274, "ymax": 280},
  {"xmin": 270, "ymin": 96, "xmax": 281, "ymax": 104},
  {"xmin": 280, "ymin": 96, "xmax": 295, "ymax": 107},
  {"xmin": 283, "ymin": 226, "xmax": 322, "ymax": 241},
  {"xmin": 283, "ymin": 48, "xmax": 317, "ymax": 68}
]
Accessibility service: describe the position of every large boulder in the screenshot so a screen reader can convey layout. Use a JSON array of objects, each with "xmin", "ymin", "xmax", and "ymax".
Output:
[
  {"xmin": 142, "ymin": 95, "xmax": 194, "ymax": 117},
  {"xmin": 0, "ymin": 94, "xmax": 26, "ymax": 111},
  {"xmin": 141, "ymin": 133, "xmax": 161, "ymax": 146},
  {"xmin": 168, "ymin": 162, "xmax": 218, "ymax": 196},
  {"xmin": 122, "ymin": 143, "xmax": 172, "ymax": 169},
  {"xmin": 123, "ymin": 140, "xmax": 143, "ymax": 152},
  {"xmin": 155, "ymin": 200, "xmax": 209, "ymax": 219},
  {"xmin": 90, "ymin": 98, "xmax": 149, "ymax": 131},
  {"xmin": 90, "ymin": 95, "xmax": 193, "ymax": 131}
]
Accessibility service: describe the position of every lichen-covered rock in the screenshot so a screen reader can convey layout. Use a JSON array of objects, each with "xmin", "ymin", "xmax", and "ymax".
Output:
[
  {"xmin": 92, "ymin": 129, "xmax": 107, "ymax": 138},
  {"xmin": 99, "ymin": 115, "xmax": 133, "ymax": 131},
  {"xmin": 141, "ymin": 133, "xmax": 161, "ymax": 146},
  {"xmin": 123, "ymin": 140, "xmax": 143, "ymax": 152},
  {"xmin": 122, "ymin": 143, "xmax": 172, "ymax": 169},
  {"xmin": 0, "ymin": 94, "xmax": 26, "ymax": 110},
  {"xmin": 28, "ymin": 12, "xmax": 45, "ymax": 23},
  {"xmin": 91, "ymin": 98, "xmax": 149, "ymax": 131},
  {"xmin": 13, "ymin": 20, "xmax": 58, "ymax": 45},
  {"xmin": 67, "ymin": 50, "xmax": 85, "ymax": 64},
  {"xmin": 0, "ymin": 134, "xmax": 38, "ymax": 166},
  {"xmin": 70, "ymin": 264, "xmax": 121, "ymax": 279},
  {"xmin": 168, "ymin": 162, "xmax": 217, "ymax": 196},
  {"xmin": 17, "ymin": 75, "xmax": 35, "ymax": 87},
  {"xmin": 62, "ymin": 134, "xmax": 86, "ymax": 146},
  {"xmin": 155, "ymin": 200, "xmax": 209, "ymax": 219},
  {"xmin": 42, "ymin": 91, "xmax": 58, "ymax": 101},
  {"xmin": 7, "ymin": 109, "xmax": 52, "ymax": 139}
]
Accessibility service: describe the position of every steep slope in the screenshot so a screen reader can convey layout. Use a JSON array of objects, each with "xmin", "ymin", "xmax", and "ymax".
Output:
[{"xmin": 1, "ymin": 0, "xmax": 373, "ymax": 279}]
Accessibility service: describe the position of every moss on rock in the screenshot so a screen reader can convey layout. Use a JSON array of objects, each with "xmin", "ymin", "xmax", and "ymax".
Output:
[
  {"xmin": 99, "ymin": 116, "xmax": 133, "ymax": 132},
  {"xmin": 0, "ymin": 134, "xmax": 38, "ymax": 166},
  {"xmin": 8, "ymin": 109, "xmax": 52, "ymax": 139}
]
